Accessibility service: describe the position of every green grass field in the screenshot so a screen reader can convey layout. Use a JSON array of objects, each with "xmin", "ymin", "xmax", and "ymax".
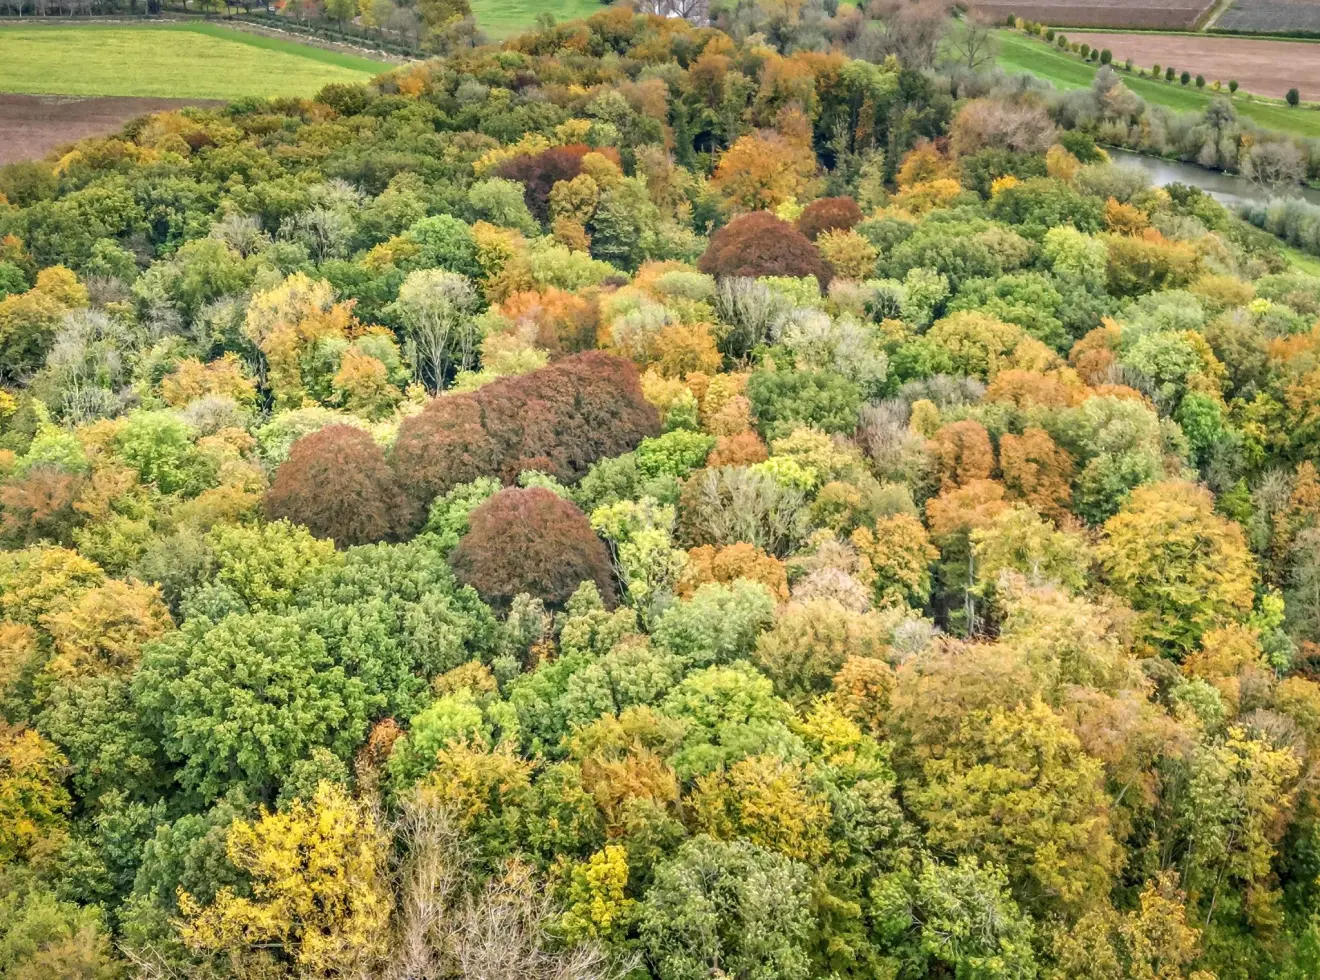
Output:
[
  {"xmin": 471, "ymin": 0, "xmax": 603, "ymax": 39},
  {"xmin": 996, "ymin": 31, "xmax": 1320, "ymax": 138},
  {"xmin": 0, "ymin": 22, "xmax": 386, "ymax": 99}
]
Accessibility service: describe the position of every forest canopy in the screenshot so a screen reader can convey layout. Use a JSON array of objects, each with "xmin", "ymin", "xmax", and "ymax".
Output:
[{"xmin": 2, "ymin": 8, "xmax": 1320, "ymax": 980}]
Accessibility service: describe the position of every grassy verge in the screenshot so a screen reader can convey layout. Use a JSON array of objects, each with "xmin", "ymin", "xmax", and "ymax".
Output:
[
  {"xmin": 1282, "ymin": 244, "xmax": 1320, "ymax": 275},
  {"xmin": 0, "ymin": 22, "xmax": 385, "ymax": 99},
  {"xmin": 995, "ymin": 31, "xmax": 1320, "ymax": 137},
  {"xmin": 470, "ymin": 0, "xmax": 602, "ymax": 39}
]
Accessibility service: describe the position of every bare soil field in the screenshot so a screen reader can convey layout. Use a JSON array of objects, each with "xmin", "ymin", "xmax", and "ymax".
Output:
[
  {"xmin": 0, "ymin": 93, "xmax": 224, "ymax": 165},
  {"xmin": 972, "ymin": 0, "xmax": 1212, "ymax": 30},
  {"xmin": 1217, "ymin": 0, "xmax": 1320, "ymax": 34},
  {"xmin": 1066, "ymin": 31, "xmax": 1320, "ymax": 99}
]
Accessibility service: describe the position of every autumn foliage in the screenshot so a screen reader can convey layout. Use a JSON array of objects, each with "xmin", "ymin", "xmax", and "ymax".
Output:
[
  {"xmin": 266, "ymin": 425, "xmax": 414, "ymax": 547},
  {"xmin": 391, "ymin": 351, "xmax": 660, "ymax": 511},
  {"xmin": 450, "ymin": 487, "xmax": 614, "ymax": 608},
  {"xmin": 698, "ymin": 212, "xmax": 833, "ymax": 289}
]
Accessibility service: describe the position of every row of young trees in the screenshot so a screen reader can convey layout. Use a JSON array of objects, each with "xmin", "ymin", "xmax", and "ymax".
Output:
[{"xmin": 4, "ymin": 8, "xmax": 1320, "ymax": 980}]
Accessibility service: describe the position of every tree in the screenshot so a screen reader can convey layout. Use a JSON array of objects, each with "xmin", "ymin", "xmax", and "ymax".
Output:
[
  {"xmin": 905, "ymin": 696, "xmax": 1120, "ymax": 914},
  {"xmin": 753, "ymin": 598, "xmax": 890, "ymax": 706},
  {"xmin": 266, "ymin": 425, "xmax": 414, "ymax": 547},
  {"xmin": 392, "ymin": 269, "xmax": 481, "ymax": 391},
  {"xmin": 1230, "ymin": 79, "xmax": 1239, "ymax": 93},
  {"xmin": 133, "ymin": 612, "xmax": 371, "ymax": 802},
  {"xmin": 712, "ymin": 131, "xmax": 818, "ymax": 214},
  {"xmin": 0, "ymin": 727, "xmax": 71, "ymax": 865},
  {"xmin": 698, "ymin": 212, "xmax": 833, "ymax": 290},
  {"xmin": 1287, "ymin": 87, "xmax": 1301, "ymax": 107},
  {"xmin": 1099, "ymin": 481, "xmax": 1256, "ymax": 657},
  {"xmin": 949, "ymin": 13, "xmax": 999, "ymax": 71},
  {"xmin": 451, "ymin": 488, "xmax": 614, "ymax": 609},
  {"xmin": 639, "ymin": 836, "xmax": 814, "ymax": 980},
  {"xmin": 181, "ymin": 782, "xmax": 390, "ymax": 976},
  {"xmin": 391, "ymin": 352, "xmax": 659, "ymax": 510},
  {"xmin": 796, "ymin": 197, "xmax": 863, "ymax": 241}
]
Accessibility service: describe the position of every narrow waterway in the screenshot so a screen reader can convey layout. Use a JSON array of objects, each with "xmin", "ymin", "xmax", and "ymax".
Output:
[{"xmin": 1104, "ymin": 147, "xmax": 1320, "ymax": 209}]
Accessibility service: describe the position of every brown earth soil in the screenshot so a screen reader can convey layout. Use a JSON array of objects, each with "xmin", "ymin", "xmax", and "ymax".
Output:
[
  {"xmin": 1067, "ymin": 31, "xmax": 1320, "ymax": 100},
  {"xmin": 0, "ymin": 93, "xmax": 224, "ymax": 165},
  {"xmin": 976, "ymin": 2, "xmax": 1209, "ymax": 30}
]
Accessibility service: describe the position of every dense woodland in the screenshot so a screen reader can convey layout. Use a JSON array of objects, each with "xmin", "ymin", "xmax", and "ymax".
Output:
[{"xmin": 5, "ymin": 9, "xmax": 1320, "ymax": 979}]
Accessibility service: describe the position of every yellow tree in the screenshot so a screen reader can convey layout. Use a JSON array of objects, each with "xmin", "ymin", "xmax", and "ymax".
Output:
[
  {"xmin": 1099, "ymin": 481, "xmax": 1256, "ymax": 658},
  {"xmin": 181, "ymin": 782, "xmax": 392, "ymax": 977},
  {"xmin": 712, "ymin": 131, "xmax": 817, "ymax": 213}
]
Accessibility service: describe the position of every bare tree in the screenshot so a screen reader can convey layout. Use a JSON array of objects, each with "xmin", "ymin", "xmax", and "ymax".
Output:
[
  {"xmin": 1242, "ymin": 140, "xmax": 1306, "ymax": 190},
  {"xmin": 633, "ymin": 0, "xmax": 708, "ymax": 23},
  {"xmin": 387, "ymin": 797, "xmax": 637, "ymax": 980},
  {"xmin": 855, "ymin": 0, "xmax": 948, "ymax": 70},
  {"xmin": 948, "ymin": 10, "xmax": 997, "ymax": 71}
]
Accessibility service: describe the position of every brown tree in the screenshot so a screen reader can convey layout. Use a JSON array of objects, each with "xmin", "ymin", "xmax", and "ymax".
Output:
[
  {"xmin": 698, "ymin": 212, "xmax": 833, "ymax": 290},
  {"xmin": 450, "ymin": 488, "xmax": 614, "ymax": 609},
  {"xmin": 796, "ymin": 197, "xmax": 864, "ymax": 241},
  {"xmin": 266, "ymin": 425, "xmax": 414, "ymax": 547},
  {"xmin": 391, "ymin": 352, "xmax": 660, "ymax": 514}
]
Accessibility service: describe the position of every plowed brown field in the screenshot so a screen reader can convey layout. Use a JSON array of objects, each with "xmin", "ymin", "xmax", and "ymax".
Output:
[
  {"xmin": 0, "ymin": 93, "xmax": 224, "ymax": 165},
  {"xmin": 1065, "ymin": 31, "xmax": 1320, "ymax": 100}
]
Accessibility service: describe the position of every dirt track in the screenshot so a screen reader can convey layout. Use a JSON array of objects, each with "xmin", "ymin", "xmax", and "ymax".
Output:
[
  {"xmin": 1067, "ymin": 32, "xmax": 1320, "ymax": 100},
  {"xmin": 0, "ymin": 93, "xmax": 224, "ymax": 165}
]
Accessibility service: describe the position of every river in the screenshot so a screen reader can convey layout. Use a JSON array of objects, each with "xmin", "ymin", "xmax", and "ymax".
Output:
[{"xmin": 1104, "ymin": 147, "xmax": 1320, "ymax": 210}]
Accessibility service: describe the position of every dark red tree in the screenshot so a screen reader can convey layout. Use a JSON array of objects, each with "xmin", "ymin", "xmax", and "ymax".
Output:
[
  {"xmin": 449, "ymin": 487, "xmax": 614, "ymax": 609},
  {"xmin": 265, "ymin": 425, "xmax": 415, "ymax": 547},
  {"xmin": 796, "ymin": 196, "xmax": 864, "ymax": 241},
  {"xmin": 494, "ymin": 144, "xmax": 621, "ymax": 224},
  {"xmin": 390, "ymin": 351, "xmax": 660, "ymax": 516},
  {"xmin": 698, "ymin": 211, "xmax": 833, "ymax": 289}
]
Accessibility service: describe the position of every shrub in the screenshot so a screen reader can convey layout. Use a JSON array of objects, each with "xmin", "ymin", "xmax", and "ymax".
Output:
[
  {"xmin": 1229, "ymin": 80, "xmax": 1239, "ymax": 93},
  {"xmin": 1288, "ymin": 87, "xmax": 1301, "ymax": 107},
  {"xmin": 1180, "ymin": 71, "xmax": 1190, "ymax": 86},
  {"xmin": 698, "ymin": 212, "xmax": 832, "ymax": 290},
  {"xmin": 1166, "ymin": 67, "xmax": 1176, "ymax": 81},
  {"xmin": 796, "ymin": 197, "xmax": 864, "ymax": 241},
  {"xmin": 391, "ymin": 351, "xmax": 660, "ymax": 512},
  {"xmin": 450, "ymin": 487, "xmax": 613, "ymax": 609},
  {"xmin": 1195, "ymin": 75, "xmax": 1205, "ymax": 89},
  {"xmin": 1100, "ymin": 49, "xmax": 1111, "ymax": 65},
  {"xmin": 265, "ymin": 425, "xmax": 413, "ymax": 547}
]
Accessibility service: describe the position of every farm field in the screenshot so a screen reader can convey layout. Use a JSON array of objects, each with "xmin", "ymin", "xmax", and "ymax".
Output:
[
  {"xmin": 972, "ymin": 0, "xmax": 1211, "ymax": 30},
  {"xmin": 1067, "ymin": 30, "xmax": 1320, "ymax": 102},
  {"xmin": 996, "ymin": 31, "xmax": 1320, "ymax": 136},
  {"xmin": 0, "ymin": 93, "xmax": 224, "ymax": 165},
  {"xmin": 471, "ymin": 0, "xmax": 604, "ymax": 39},
  {"xmin": 1217, "ymin": 0, "xmax": 1320, "ymax": 34},
  {"xmin": 0, "ymin": 22, "xmax": 385, "ymax": 100}
]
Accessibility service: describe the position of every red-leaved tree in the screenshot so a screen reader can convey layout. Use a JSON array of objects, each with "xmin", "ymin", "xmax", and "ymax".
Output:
[
  {"xmin": 449, "ymin": 487, "xmax": 614, "ymax": 608},
  {"xmin": 796, "ymin": 196, "xmax": 863, "ymax": 241},
  {"xmin": 265, "ymin": 425, "xmax": 414, "ymax": 547},
  {"xmin": 698, "ymin": 211, "xmax": 833, "ymax": 289},
  {"xmin": 390, "ymin": 351, "xmax": 659, "ymax": 516}
]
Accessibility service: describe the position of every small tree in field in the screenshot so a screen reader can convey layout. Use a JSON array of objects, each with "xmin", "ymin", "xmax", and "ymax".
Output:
[
  {"xmin": 1152, "ymin": 63, "xmax": 1161, "ymax": 77},
  {"xmin": 1180, "ymin": 71, "xmax": 1190, "ymax": 86},
  {"xmin": 1100, "ymin": 49, "xmax": 1111, "ymax": 65},
  {"xmin": 1287, "ymin": 87, "xmax": 1301, "ymax": 107},
  {"xmin": 1196, "ymin": 75, "xmax": 1205, "ymax": 89},
  {"xmin": 1079, "ymin": 43, "xmax": 1089, "ymax": 58},
  {"xmin": 1229, "ymin": 79, "xmax": 1239, "ymax": 93},
  {"xmin": 450, "ymin": 488, "xmax": 614, "ymax": 609},
  {"xmin": 1057, "ymin": 34, "xmax": 1067, "ymax": 48}
]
